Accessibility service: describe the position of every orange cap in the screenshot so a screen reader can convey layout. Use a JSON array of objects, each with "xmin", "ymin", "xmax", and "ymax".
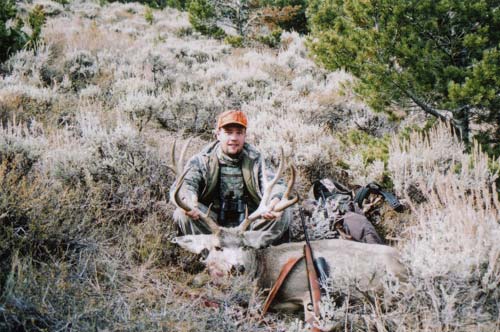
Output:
[{"xmin": 216, "ymin": 110, "xmax": 248, "ymax": 129}]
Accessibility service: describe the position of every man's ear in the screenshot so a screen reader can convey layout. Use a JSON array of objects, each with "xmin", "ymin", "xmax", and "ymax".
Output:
[{"xmin": 171, "ymin": 234, "xmax": 219, "ymax": 254}]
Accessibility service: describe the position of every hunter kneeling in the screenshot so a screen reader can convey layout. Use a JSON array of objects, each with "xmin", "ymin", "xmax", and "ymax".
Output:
[{"xmin": 170, "ymin": 109, "xmax": 292, "ymax": 246}]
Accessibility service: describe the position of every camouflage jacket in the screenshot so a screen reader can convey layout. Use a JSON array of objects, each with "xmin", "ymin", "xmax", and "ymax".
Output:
[{"xmin": 170, "ymin": 141, "xmax": 285, "ymax": 213}]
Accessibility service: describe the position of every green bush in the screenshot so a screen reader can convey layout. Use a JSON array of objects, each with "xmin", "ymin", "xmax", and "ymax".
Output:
[
  {"xmin": 26, "ymin": 5, "xmax": 46, "ymax": 51},
  {"xmin": 144, "ymin": 5, "xmax": 154, "ymax": 24},
  {"xmin": 224, "ymin": 35, "xmax": 243, "ymax": 47},
  {"xmin": 188, "ymin": 0, "xmax": 225, "ymax": 38},
  {"xmin": 0, "ymin": 0, "xmax": 27, "ymax": 63},
  {"xmin": 257, "ymin": 28, "xmax": 282, "ymax": 48}
]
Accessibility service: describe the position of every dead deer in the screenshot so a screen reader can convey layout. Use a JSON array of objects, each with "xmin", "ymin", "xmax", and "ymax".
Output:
[{"xmin": 170, "ymin": 142, "xmax": 407, "ymax": 323}]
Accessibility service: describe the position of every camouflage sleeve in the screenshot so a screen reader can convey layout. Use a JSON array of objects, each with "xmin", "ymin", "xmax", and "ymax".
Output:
[
  {"xmin": 258, "ymin": 155, "xmax": 286, "ymax": 201},
  {"xmin": 169, "ymin": 155, "xmax": 206, "ymax": 206}
]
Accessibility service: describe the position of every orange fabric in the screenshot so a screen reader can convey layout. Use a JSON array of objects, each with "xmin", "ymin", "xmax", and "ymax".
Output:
[
  {"xmin": 261, "ymin": 256, "xmax": 304, "ymax": 315},
  {"xmin": 217, "ymin": 110, "xmax": 248, "ymax": 129}
]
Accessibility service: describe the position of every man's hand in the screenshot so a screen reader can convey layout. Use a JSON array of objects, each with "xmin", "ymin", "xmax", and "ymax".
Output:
[
  {"xmin": 261, "ymin": 197, "xmax": 282, "ymax": 220},
  {"xmin": 183, "ymin": 194, "xmax": 201, "ymax": 220}
]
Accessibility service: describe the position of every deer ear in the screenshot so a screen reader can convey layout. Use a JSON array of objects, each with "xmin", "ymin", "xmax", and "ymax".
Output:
[
  {"xmin": 172, "ymin": 234, "xmax": 219, "ymax": 254},
  {"xmin": 242, "ymin": 231, "xmax": 270, "ymax": 249}
]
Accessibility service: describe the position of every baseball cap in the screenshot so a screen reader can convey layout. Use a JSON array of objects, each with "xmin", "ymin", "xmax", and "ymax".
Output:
[{"xmin": 216, "ymin": 110, "xmax": 248, "ymax": 129}]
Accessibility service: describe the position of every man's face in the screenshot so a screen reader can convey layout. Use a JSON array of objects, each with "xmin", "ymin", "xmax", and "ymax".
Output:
[{"xmin": 216, "ymin": 124, "xmax": 246, "ymax": 157}]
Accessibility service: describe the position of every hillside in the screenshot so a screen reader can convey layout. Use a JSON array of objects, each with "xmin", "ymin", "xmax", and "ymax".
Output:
[{"xmin": 1, "ymin": 1, "xmax": 499, "ymax": 331}]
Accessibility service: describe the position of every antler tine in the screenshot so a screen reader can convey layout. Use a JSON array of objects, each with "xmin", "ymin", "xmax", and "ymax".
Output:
[
  {"xmin": 267, "ymin": 147, "xmax": 285, "ymax": 192},
  {"xmin": 168, "ymin": 139, "xmax": 177, "ymax": 175},
  {"xmin": 261, "ymin": 147, "xmax": 285, "ymax": 204},
  {"xmin": 273, "ymin": 163, "xmax": 299, "ymax": 212},
  {"xmin": 169, "ymin": 138, "xmax": 192, "ymax": 176},
  {"xmin": 238, "ymin": 206, "xmax": 251, "ymax": 232},
  {"xmin": 247, "ymin": 148, "xmax": 285, "ymax": 221},
  {"xmin": 173, "ymin": 168, "xmax": 220, "ymax": 233},
  {"xmin": 178, "ymin": 137, "xmax": 192, "ymax": 175}
]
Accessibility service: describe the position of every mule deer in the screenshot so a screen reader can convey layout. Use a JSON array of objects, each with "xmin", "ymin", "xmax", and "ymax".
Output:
[{"xmin": 170, "ymin": 142, "xmax": 406, "ymax": 321}]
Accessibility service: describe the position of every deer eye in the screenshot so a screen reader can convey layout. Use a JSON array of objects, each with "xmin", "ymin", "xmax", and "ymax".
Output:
[{"xmin": 214, "ymin": 246, "xmax": 223, "ymax": 251}]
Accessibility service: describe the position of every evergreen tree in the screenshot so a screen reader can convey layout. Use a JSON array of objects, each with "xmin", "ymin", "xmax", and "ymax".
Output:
[
  {"xmin": 307, "ymin": 0, "xmax": 500, "ymax": 156},
  {"xmin": 188, "ymin": 0, "xmax": 226, "ymax": 38}
]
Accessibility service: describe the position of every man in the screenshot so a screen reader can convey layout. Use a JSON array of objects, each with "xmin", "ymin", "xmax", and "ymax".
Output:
[{"xmin": 171, "ymin": 110, "xmax": 290, "ymax": 246}]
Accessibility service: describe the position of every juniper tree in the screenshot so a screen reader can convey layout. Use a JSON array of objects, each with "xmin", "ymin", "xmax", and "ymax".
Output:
[{"xmin": 307, "ymin": 0, "xmax": 500, "ymax": 156}]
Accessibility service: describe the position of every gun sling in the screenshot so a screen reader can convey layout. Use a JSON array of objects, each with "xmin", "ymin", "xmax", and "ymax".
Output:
[{"xmin": 261, "ymin": 255, "xmax": 303, "ymax": 315}]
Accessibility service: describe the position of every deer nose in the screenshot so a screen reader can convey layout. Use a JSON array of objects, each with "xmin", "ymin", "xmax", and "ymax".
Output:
[{"xmin": 231, "ymin": 264, "xmax": 245, "ymax": 275}]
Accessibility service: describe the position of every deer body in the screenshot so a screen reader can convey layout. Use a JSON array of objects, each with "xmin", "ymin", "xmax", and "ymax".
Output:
[
  {"xmin": 174, "ymin": 229, "xmax": 406, "ymax": 313},
  {"xmin": 257, "ymin": 239, "xmax": 405, "ymax": 312}
]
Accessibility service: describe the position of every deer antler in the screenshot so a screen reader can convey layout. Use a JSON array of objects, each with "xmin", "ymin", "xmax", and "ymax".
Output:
[
  {"xmin": 239, "ymin": 153, "xmax": 298, "ymax": 232},
  {"xmin": 273, "ymin": 163, "xmax": 299, "ymax": 212},
  {"xmin": 246, "ymin": 148, "xmax": 285, "ymax": 221},
  {"xmin": 168, "ymin": 138, "xmax": 192, "ymax": 176},
  {"xmin": 173, "ymin": 167, "xmax": 220, "ymax": 233}
]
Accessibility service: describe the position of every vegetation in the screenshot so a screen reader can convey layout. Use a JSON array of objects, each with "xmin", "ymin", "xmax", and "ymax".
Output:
[
  {"xmin": 0, "ymin": 0, "xmax": 27, "ymax": 63},
  {"xmin": 0, "ymin": 1, "xmax": 499, "ymax": 331},
  {"xmin": 1, "ymin": 0, "xmax": 46, "ymax": 65},
  {"xmin": 26, "ymin": 4, "xmax": 46, "ymax": 51},
  {"xmin": 188, "ymin": 0, "xmax": 305, "ymax": 44},
  {"xmin": 259, "ymin": 0, "xmax": 308, "ymax": 33},
  {"xmin": 188, "ymin": 0, "xmax": 225, "ymax": 38},
  {"xmin": 307, "ymin": 0, "xmax": 500, "ymax": 157},
  {"xmin": 144, "ymin": 5, "xmax": 154, "ymax": 24},
  {"xmin": 106, "ymin": 0, "xmax": 189, "ymax": 9}
]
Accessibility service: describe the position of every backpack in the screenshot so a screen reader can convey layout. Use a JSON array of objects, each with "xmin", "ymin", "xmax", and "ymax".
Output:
[
  {"xmin": 302, "ymin": 179, "xmax": 404, "ymax": 244},
  {"xmin": 292, "ymin": 179, "xmax": 404, "ymax": 243},
  {"xmin": 310, "ymin": 179, "xmax": 404, "ymax": 214}
]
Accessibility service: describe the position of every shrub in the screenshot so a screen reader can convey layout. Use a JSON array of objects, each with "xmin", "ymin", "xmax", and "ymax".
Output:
[
  {"xmin": 117, "ymin": 91, "xmax": 163, "ymax": 131},
  {"xmin": 188, "ymin": 0, "xmax": 225, "ymax": 38},
  {"xmin": 0, "ymin": 83, "xmax": 56, "ymax": 125},
  {"xmin": 25, "ymin": 4, "xmax": 46, "ymax": 51},
  {"xmin": 144, "ymin": 5, "xmax": 154, "ymax": 24},
  {"xmin": 63, "ymin": 50, "xmax": 99, "ymax": 91},
  {"xmin": 224, "ymin": 34, "xmax": 243, "ymax": 48},
  {"xmin": 157, "ymin": 91, "xmax": 223, "ymax": 134},
  {"xmin": 0, "ymin": 0, "xmax": 27, "ymax": 63},
  {"xmin": 255, "ymin": 0, "xmax": 307, "ymax": 33},
  {"xmin": 257, "ymin": 28, "xmax": 282, "ymax": 48}
]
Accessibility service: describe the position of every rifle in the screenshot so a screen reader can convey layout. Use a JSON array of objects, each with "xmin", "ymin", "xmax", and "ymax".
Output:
[{"xmin": 299, "ymin": 207, "xmax": 323, "ymax": 331}]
